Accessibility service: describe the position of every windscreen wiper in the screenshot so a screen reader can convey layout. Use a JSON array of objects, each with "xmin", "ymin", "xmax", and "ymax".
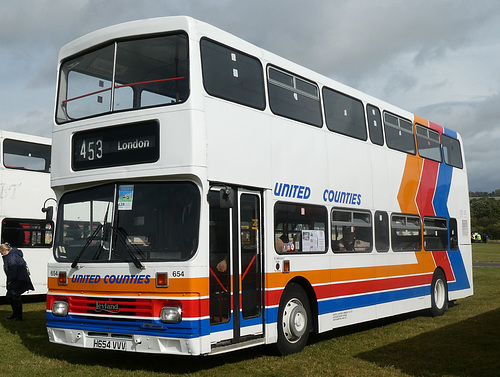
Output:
[
  {"xmin": 114, "ymin": 226, "xmax": 146, "ymax": 270},
  {"xmin": 71, "ymin": 223, "xmax": 103, "ymax": 269},
  {"xmin": 92, "ymin": 204, "xmax": 111, "ymax": 261},
  {"xmin": 72, "ymin": 203, "xmax": 110, "ymax": 269}
]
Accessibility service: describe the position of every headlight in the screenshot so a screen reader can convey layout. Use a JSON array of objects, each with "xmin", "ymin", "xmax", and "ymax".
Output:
[
  {"xmin": 52, "ymin": 301, "xmax": 69, "ymax": 316},
  {"xmin": 160, "ymin": 306, "xmax": 182, "ymax": 323}
]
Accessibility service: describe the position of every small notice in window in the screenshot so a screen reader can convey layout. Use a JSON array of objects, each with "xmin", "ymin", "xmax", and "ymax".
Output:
[
  {"xmin": 118, "ymin": 185, "xmax": 134, "ymax": 210},
  {"xmin": 302, "ymin": 230, "xmax": 325, "ymax": 252}
]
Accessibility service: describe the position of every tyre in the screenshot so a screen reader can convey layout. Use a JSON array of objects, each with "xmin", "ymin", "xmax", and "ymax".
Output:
[
  {"xmin": 276, "ymin": 283, "xmax": 312, "ymax": 355},
  {"xmin": 430, "ymin": 269, "xmax": 448, "ymax": 317}
]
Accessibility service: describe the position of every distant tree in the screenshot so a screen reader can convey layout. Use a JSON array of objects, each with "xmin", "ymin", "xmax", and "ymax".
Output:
[
  {"xmin": 469, "ymin": 189, "xmax": 500, "ymax": 198},
  {"xmin": 470, "ymin": 197, "xmax": 500, "ymax": 239},
  {"xmin": 470, "ymin": 191, "xmax": 490, "ymax": 198}
]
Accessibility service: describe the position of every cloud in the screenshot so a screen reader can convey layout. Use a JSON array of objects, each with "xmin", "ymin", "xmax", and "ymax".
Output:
[
  {"xmin": 1, "ymin": 0, "xmax": 500, "ymax": 191},
  {"xmin": 417, "ymin": 92, "xmax": 500, "ymax": 192}
]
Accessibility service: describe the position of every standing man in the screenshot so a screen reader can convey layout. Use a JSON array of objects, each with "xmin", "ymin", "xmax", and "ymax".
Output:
[{"xmin": 0, "ymin": 243, "xmax": 34, "ymax": 321}]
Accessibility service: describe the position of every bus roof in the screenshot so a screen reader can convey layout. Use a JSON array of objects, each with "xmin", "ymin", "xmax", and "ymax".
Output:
[
  {"xmin": 0, "ymin": 130, "xmax": 51, "ymax": 145},
  {"xmin": 57, "ymin": 16, "xmax": 458, "ymax": 139}
]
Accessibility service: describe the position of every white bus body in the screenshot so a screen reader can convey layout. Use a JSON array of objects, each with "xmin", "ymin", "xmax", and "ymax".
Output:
[
  {"xmin": 0, "ymin": 130, "xmax": 54, "ymax": 296},
  {"xmin": 46, "ymin": 17, "xmax": 472, "ymax": 356}
]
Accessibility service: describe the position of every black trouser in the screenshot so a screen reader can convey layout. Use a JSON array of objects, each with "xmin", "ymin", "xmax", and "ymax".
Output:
[{"xmin": 7, "ymin": 295, "xmax": 23, "ymax": 320}]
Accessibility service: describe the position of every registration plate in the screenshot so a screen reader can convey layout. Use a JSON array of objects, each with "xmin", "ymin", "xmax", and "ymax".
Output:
[{"xmin": 92, "ymin": 338, "xmax": 128, "ymax": 351}]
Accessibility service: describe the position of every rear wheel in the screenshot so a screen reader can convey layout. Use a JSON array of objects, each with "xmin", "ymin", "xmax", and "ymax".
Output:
[
  {"xmin": 277, "ymin": 283, "xmax": 312, "ymax": 355},
  {"xmin": 430, "ymin": 270, "xmax": 448, "ymax": 317}
]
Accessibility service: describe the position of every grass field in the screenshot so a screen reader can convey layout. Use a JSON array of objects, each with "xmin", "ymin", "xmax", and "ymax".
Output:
[{"xmin": 1, "ymin": 244, "xmax": 499, "ymax": 377}]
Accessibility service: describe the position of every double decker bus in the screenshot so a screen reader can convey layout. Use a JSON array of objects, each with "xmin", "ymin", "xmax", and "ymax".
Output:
[
  {"xmin": 0, "ymin": 130, "xmax": 54, "ymax": 296},
  {"xmin": 46, "ymin": 17, "xmax": 472, "ymax": 356}
]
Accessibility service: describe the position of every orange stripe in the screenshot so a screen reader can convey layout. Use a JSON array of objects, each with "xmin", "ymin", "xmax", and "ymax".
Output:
[
  {"xmin": 265, "ymin": 258, "xmax": 437, "ymax": 291},
  {"xmin": 397, "ymin": 115, "xmax": 427, "ymax": 215},
  {"xmin": 48, "ymin": 275, "xmax": 208, "ymax": 296},
  {"xmin": 397, "ymin": 153, "xmax": 422, "ymax": 214}
]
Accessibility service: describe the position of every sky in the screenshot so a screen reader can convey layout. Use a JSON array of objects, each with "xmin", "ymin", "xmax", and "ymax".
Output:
[{"xmin": 1, "ymin": 0, "xmax": 498, "ymax": 192}]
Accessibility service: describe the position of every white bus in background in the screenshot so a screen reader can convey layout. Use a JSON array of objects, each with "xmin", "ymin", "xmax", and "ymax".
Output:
[{"xmin": 0, "ymin": 130, "xmax": 54, "ymax": 296}]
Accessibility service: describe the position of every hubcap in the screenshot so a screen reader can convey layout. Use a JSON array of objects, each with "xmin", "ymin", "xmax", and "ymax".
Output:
[
  {"xmin": 434, "ymin": 278, "xmax": 445, "ymax": 309},
  {"xmin": 282, "ymin": 298, "xmax": 307, "ymax": 342}
]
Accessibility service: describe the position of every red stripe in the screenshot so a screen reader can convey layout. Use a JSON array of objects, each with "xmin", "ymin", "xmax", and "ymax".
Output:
[
  {"xmin": 265, "ymin": 274, "xmax": 432, "ymax": 307},
  {"xmin": 416, "ymin": 158, "xmax": 439, "ymax": 217},
  {"xmin": 431, "ymin": 250, "xmax": 455, "ymax": 281},
  {"xmin": 330, "ymin": 273, "xmax": 431, "ymax": 297}
]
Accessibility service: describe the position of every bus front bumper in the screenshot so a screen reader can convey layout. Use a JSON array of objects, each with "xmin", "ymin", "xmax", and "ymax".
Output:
[{"xmin": 46, "ymin": 326, "xmax": 205, "ymax": 355}]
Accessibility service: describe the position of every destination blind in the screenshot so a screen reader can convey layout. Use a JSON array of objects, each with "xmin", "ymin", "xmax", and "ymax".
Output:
[{"xmin": 72, "ymin": 120, "xmax": 159, "ymax": 171}]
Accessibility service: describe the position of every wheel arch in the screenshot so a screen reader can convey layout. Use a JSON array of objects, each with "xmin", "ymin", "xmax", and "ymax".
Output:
[
  {"xmin": 434, "ymin": 265, "xmax": 450, "ymax": 283},
  {"xmin": 283, "ymin": 276, "xmax": 319, "ymax": 333}
]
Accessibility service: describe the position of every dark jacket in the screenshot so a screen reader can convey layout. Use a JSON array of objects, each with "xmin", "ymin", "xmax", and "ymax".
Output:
[{"xmin": 2, "ymin": 248, "xmax": 34, "ymax": 297}]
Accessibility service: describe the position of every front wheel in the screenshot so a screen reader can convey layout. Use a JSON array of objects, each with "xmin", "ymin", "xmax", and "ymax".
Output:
[
  {"xmin": 430, "ymin": 270, "xmax": 448, "ymax": 317},
  {"xmin": 277, "ymin": 283, "xmax": 312, "ymax": 355}
]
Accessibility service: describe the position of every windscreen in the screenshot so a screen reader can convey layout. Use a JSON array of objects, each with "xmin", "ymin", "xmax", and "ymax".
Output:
[
  {"xmin": 56, "ymin": 32, "xmax": 189, "ymax": 123},
  {"xmin": 54, "ymin": 182, "xmax": 200, "ymax": 263}
]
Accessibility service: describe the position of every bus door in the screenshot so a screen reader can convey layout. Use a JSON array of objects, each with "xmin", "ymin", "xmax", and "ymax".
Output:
[{"xmin": 209, "ymin": 187, "xmax": 263, "ymax": 344}]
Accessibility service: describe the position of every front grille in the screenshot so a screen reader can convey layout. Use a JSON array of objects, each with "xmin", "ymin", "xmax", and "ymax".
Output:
[{"xmin": 69, "ymin": 296, "xmax": 155, "ymax": 317}]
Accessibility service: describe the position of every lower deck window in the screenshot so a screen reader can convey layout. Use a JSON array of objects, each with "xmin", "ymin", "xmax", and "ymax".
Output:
[
  {"xmin": 391, "ymin": 214, "xmax": 421, "ymax": 251},
  {"xmin": 1, "ymin": 218, "xmax": 53, "ymax": 247},
  {"xmin": 332, "ymin": 209, "xmax": 372, "ymax": 252},
  {"xmin": 274, "ymin": 202, "xmax": 327, "ymax": 253},
  {"xmin": 423, "ymin": 217, "xmax": 448, "ymax": 250},
  {"xmin": 375, "ymin": 210, "xmax": 389, "ymax": 252}
]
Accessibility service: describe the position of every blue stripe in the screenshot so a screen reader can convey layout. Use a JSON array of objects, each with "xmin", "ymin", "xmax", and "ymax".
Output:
[
  {"xmin": 433, "ymin": 162, "xmax": 452, "ymax": 218},
  {"xmin": 265, "ymin": 285, "xmax": 430, "ymax": 325},
  {"xmin": 448, "ymin": 250, "xmax": 471, "ymax": 291},
  {"xmin": 46, "ymin": 313, "xmax": 210, "ymax": 338},
  {"xmin": 47, "ymin": 310, "xmax": 267, "ymax": 338},
  {"xmin": 209, "ymin": 311, "xmax": 264, "ymax": 334},
  {"xmin": 433, "ymin": 127, "xmax": 471, "ymax": 292},
  {"xmin": 319, "ymin": 286, "xmax": 429, "ymax": 314}
]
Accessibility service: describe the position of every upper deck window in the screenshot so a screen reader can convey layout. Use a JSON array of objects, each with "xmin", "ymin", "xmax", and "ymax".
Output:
[
  {"xmin": 268, "ymin": 67, "xmax": 322, "ymax": 127},
  {"xmin": 323, "ymin": 88, "xmax": 367, "ymax": 140},
  {"xmin": 384, "ymin": 113, "xmax": 416, "ymax": 154},
  {"xmin": 366, "ymin": 104, "xmax": 384, "ymax": 146},
  {"xmin": 201, "ymin": 38, "xmax": 265, "ymax": 109},
  {"xmin": 56, "ymin": 33, "xmax": 189, "ymax": 123},
  {"xmin": 3, "ymin": 139, "xmax": 51, "ymax": 172},
  {"xmin": 442, "ymin": 134, "xmax": 463, "ymax": 169},
  {"xmin": 416, "ymin": 124, "xmax": 442, "ymax": 162}
]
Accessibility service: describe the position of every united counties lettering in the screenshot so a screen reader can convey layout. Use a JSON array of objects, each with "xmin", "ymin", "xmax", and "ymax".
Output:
[
  {"xmin": 71, "ymin": 274, "xmax": 151, "ymax": 284},
  {"xmin": 274, "ymin": 182, "xmax": 311, "ymax": 199},
  {"xmin": 323, "ymin": 189, "xmax": 362, "ymax": 206}
]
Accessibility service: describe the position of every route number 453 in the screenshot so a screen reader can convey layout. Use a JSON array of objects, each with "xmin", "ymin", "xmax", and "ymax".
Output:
[{"xmin": 80, "ymin": 139, "xmax": 103, "ymax": 161}]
